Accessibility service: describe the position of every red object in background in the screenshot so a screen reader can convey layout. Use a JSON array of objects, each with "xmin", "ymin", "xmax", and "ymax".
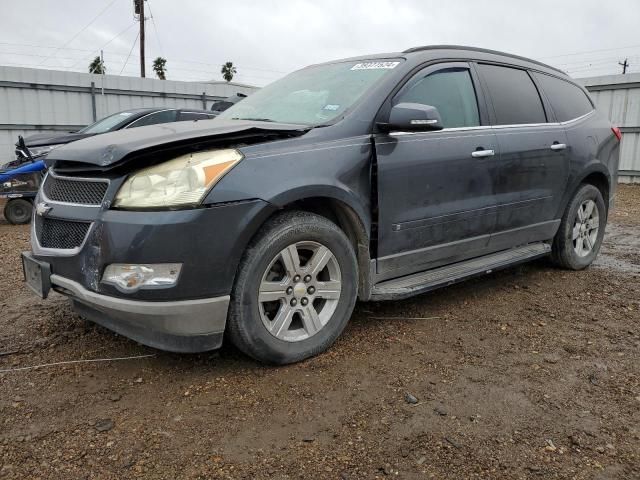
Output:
[{"xmin": 612, "ymin": 126, "xmax": 622, "ymax": 141}]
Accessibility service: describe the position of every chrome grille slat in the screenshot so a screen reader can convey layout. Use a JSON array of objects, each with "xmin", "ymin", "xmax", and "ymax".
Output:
[{"xmin": 42, "ymin": 174, "xmax": 108, "ymax": 206}]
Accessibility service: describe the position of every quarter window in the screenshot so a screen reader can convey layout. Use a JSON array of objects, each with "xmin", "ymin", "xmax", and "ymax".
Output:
[
  {"xmin": 395, "ymin": 68, "xmax": 480, "ymax": 128},
  {"xmin": 477, "ymin": 64, "xmax": 546, "ymax": 125},
  {"xmin": 532, "ymin": 72, "xmax": 593, "ymax": 122}
]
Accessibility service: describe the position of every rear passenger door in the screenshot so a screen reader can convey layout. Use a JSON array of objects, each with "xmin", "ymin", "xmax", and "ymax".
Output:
[{"xmin": 475, "ymin": 63, "xmax": 569, "ymax": 250}]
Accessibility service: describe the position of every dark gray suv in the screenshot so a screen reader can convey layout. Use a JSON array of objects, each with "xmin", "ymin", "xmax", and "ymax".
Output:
[{"xmin": 22, "ymin": 46, "xmax": 621, "ymax": 364}]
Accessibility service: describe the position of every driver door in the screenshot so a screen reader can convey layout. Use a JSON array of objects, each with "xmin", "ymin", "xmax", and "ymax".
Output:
[{"xmin": 374, "ymin": 62, "xmax": 500, "ymax": 280}]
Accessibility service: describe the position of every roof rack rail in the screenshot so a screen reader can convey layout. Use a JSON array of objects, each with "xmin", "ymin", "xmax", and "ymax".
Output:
[{"xmin": 402, "ymin": 45, "xmax": 566, "ymax": 75}]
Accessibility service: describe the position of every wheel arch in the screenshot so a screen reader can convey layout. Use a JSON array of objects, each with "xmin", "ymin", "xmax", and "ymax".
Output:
[
  {"xmin": 558, "ymin": 163, "xmax": 611, "ymax": 219},
  {"xmin": 266, "ymin": 189, "xmax": 373, "ymax": 301}
]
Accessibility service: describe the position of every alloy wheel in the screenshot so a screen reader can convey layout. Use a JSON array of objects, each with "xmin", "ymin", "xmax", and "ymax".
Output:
[
  {"xmin": 258, "ymin": 241, "xmax": 342, "ymax": 342},
  {"xmin": 572, "ymin": 199, "xmax": 599, "ymax": 257}
]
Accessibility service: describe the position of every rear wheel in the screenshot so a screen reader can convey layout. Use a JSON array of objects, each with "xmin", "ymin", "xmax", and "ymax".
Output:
[
  {"xmin": 552, "ymin": 184, "xmax": 606, "ymax": 270},
  {"xmin": 227, "ymin": 211, "xmax": 358, "ymax": 364},
  {"xmin": 4, "ymin": 198, "xmax": 32, "ymax": 225}
]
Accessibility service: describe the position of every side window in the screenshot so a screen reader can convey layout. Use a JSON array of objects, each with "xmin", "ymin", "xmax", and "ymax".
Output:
[
  {"xmin": 532, "ymin": 72, "xmax": 593, "ymax": 122},
  {"xmin": 179, "ymin": 112, "xmax": 214, "ymax": 121},
  {"xmin": 127, "ymin": 110, "xmax": 177, "ymax": 128},
  {"xmin": 476, "ymin": 64, "xmax": 546, "ymax": 125},
  {"xmin": 395, "ymin": 68, "xmax": 480, "ymax": 128}
]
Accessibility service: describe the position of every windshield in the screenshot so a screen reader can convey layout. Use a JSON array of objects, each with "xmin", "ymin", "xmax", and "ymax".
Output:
[
  {"xmin": 217, "ymin": 60, "xmax": 403, "ymax": 125},
  {"xmin": 79, "ymin": 111, "xmax": 137, "ymax": 134}
]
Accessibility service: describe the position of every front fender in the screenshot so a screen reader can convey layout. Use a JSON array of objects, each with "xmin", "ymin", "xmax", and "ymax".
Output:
[{"xmin": 204, "ymin": 138, "xmax": 373, "ymax": 234}]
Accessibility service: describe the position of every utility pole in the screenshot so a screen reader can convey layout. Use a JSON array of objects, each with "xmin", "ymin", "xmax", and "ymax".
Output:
[
  {"xmin": 139, "ymin": 0, "xmax": 145, "ymax": 77},
  {"xmin": 619, "ymin": 58, "xmax": 629, "ymax": 74},
  {"xmin": 134, "ymin": 0, "xmax": 146, "ymax": 77}
]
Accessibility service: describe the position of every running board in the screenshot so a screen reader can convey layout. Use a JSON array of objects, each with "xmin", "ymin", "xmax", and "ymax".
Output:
[{"xmin": 371, "ymin": 243, "xmax": 551, "ymax": 300}]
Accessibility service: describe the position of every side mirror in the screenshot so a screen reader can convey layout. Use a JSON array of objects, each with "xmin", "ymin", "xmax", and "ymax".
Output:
[{"xmin": 380, "ymin": 102, "xmax": 444, "ymax": 132}]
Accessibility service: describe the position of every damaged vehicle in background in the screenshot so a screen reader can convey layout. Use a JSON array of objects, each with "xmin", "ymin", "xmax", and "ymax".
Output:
[
  {"xmin": 9, "ymin": 107, "xmax": 216, "ymax": 168},
  {"xmin": 22, "ymin": 45, "xmax": 620, "ymax": 364}
]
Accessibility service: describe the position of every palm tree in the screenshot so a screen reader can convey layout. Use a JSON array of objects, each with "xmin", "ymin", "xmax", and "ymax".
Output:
[
  {"xmin": 221, "ymin": 61, "xmax": 237, "ymax": 82},
  {"xmin": 153, "ymin": 57, "xmax": 167, "ymax": 80},
  {"xmin": 88, "ymin": 56, "xmax": 105, "ymax": 74}
]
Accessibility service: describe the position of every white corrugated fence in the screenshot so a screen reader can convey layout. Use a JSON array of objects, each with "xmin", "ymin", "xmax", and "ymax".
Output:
[
  {"xmin": 0, "ymin": 65, "xmax": 258, "ymax": 162},
  {"xmin": 579, "ymin": 72, "xmax": 640, "ymax": 183}
]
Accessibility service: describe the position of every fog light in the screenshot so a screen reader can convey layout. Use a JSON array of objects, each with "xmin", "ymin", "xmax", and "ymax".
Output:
[{"xmin": 102, "ymin": 263, "xmax": 182, "ymax": 292}]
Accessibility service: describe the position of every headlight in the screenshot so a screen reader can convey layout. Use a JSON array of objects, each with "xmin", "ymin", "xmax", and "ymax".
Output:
[
  {"xmin": 114, "ymin": 149, "xmax": 243, "ymax": 208},
  {"xmin": 28, "ymin": 144, "xmax": 61, "ymax": 158}
]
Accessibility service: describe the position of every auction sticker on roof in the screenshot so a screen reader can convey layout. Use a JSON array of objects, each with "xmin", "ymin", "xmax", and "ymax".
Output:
[{"xmin": 351, "ymin": 61, "xmax": 400, "ymax": 70}]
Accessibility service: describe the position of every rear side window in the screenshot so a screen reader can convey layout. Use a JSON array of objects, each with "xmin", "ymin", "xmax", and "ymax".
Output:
[
  {"xmin": 127, "ymin": 110, "xmax": 177, "ymax": 128},
  {"xmin": 396, "ymin": 68, "xmax": 480, "ymax": 128},
  {"xmin": 476, "ymin": 64, "xmax": 546, "ymax": 125},
  {"xmin": 532, "ymin": 73, "xmax": 593, "ymax": 122}
]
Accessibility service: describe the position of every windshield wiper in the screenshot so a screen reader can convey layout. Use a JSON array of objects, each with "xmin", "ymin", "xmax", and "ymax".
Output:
[{"xmin": 231, "ymin": 117, "xmax": 277, "ymax": 123}]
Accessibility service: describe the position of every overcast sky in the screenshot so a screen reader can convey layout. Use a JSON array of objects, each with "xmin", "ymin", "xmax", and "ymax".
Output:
[{"xmin": 2, "ymin": 0, "xmax": 640, "ymax": 86}]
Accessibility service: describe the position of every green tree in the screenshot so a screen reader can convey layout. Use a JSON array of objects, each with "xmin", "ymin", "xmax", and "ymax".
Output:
[
  {"xmin": 153, "ymin": 57, "xmax": 167, "ymax": 80},
  {"xmin": 88, "ymin": 56, "xmax": 105, "ymax": 74},
  {"xmin": 221, "ymin": 61, "xmax": 237, "ymax": 82}
]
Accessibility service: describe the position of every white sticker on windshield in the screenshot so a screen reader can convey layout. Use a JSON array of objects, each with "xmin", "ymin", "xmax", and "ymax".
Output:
[
  {"xmin": 351, "ymin": 61, "xmax": 400, "ymax": 71},
  {"xmin": 323, "ymin": 104, "xmax": 340, "ymax": 111}
]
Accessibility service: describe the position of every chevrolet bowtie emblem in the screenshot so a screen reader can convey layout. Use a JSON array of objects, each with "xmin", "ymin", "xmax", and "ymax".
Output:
[{"xmin": 35, "ymin": 202, "xmax": 52, "ymax": 216}]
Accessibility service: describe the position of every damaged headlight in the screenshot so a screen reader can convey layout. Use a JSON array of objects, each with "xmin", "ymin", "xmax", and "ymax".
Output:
[
  {"xmin": 28, "ymin": 144, "xmax": 62, "ymax": 158},
  {"xmin": 114, "ymin": 149, "xmax": 243, "ymax": 208}
]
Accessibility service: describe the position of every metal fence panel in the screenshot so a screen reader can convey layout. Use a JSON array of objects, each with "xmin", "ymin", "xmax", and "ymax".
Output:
[
  {"xmin": 580, "ymin": 73, "xmax": 640, "ymax": 178},
  {"xmin": 0, "ymin": 65, "xmax": 258, "ymax": 162}
]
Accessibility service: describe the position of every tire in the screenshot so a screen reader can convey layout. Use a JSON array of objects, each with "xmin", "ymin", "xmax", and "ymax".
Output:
[
  {"xmin": 227, "ymin": 210, "xmax": 358, "ymax": 364},
  {"xmin": 551, "ymin": 184, "xmax": 606, "ymax": 270},
  {"xmin": 4, "ymin": 198, "xmax": 32, "ymax": 225}
]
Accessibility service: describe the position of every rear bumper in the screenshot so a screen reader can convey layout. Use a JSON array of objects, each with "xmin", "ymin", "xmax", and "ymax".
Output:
[{"xmin": 52, "ymin": 274, "xmax": 229, "ymax": 353}]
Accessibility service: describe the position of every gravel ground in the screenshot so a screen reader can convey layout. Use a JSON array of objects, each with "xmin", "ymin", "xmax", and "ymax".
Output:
[{"xmin": 1, "ymin": 186, "xmax": 639, "ymax": 480}]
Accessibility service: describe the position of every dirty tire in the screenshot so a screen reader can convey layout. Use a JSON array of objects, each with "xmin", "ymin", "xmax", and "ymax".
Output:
[
  {"xmin": 552, "ymin": 183, "xmax": 606, "ymax": 270},
  {"xmin": 3, "ymin": 198, "xmax": 32, "ymax": 225},
  {"xmin": 227, "ymin": 210, "xmax": 358, "ymax": 365}
]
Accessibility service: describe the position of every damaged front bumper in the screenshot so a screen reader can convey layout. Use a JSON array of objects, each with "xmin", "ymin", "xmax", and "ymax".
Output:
[{"xmin": 25, "ymin": 190, "xmax": 274, "ymax": 352}]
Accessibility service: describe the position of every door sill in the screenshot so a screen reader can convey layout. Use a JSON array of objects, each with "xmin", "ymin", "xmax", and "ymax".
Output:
[{"xmin": 371, "ymin": 243, "xmax": 551, "ymax": 300}]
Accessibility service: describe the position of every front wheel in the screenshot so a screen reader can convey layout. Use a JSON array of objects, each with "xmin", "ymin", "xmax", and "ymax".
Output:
[
  {"xmin": 227, "ymin": 211, "xmax": 358, "ymax": 364},
  {"xmin": 4, "ymin": 198, "xmax": 33, "ymax": 225},
  {"xmin": 551, "ymin": 184, "xmax": 606, "ymax": 270}
]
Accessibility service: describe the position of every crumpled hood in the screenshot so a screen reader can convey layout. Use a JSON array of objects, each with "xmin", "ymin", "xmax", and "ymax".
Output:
[
  {"xmin": 46, "ymin": 119, "xmax": 310, "ymax": 167},
  {"xmin": 18, "ymin": 131, "xmax": 92, "ymax": 148}
]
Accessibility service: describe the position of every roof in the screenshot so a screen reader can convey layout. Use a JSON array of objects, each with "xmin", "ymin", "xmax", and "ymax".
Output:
[
  {"xmin": 307, "ymin": 45, "xmax": 567, "ymax": 78},
  {"xmin": 402, "ymin": 45, "xmax": 565, "ymax": 74}
]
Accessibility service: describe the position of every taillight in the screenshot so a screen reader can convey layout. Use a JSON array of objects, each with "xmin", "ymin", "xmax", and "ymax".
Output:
[{"xmin": 612, "ymin": 126, "xmax": 622, "ymax": 141}]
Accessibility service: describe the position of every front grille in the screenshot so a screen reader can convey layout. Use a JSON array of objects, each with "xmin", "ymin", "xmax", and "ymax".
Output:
[
  {"xmin": 42, "ymin": 174, "xmax": 108, "ymax": 206},
  {"xmin": 36, "ymin": 217, "xmax": 91, "ymax": 250}
]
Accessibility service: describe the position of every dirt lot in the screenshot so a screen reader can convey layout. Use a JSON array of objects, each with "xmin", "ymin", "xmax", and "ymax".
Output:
[{"xmin": 1, "ymin": 186, "xmax": 639, "ymax": 480}]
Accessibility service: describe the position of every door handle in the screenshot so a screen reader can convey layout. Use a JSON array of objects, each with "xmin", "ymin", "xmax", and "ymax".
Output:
[
  {"xmin": 550, "ymin": 143, "xmax": 567, "ymax": 151},
  {"xmin": 471, "ymin": 149, "xmax": 495, "ymax": 158}
]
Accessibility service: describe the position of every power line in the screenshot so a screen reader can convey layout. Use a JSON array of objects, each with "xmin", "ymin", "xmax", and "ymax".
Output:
[
  {"xmin": 540, "ymin": 43, "xmax": 640, "ymax": 60},
  {"xmin": 69, "ymin": 22, "xmax": 138, "ymax": 69},
  {"xmin": 37, "ymin": 0, "xmax": 120, "ymax": 66},
  {"xmin": 146, "ymin": 1, "xmax": 163, "ymax": 57},
  {"xmin": 0, "ymin": 41, "xmax": 289, "ymax": 75},
  {"xmin": 553, "ymin": 55, "xmax": 640, "ymax": 68},
  {"xmin": 120, "ymin": 30, "xmax": 140, "ymax": 75}
]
